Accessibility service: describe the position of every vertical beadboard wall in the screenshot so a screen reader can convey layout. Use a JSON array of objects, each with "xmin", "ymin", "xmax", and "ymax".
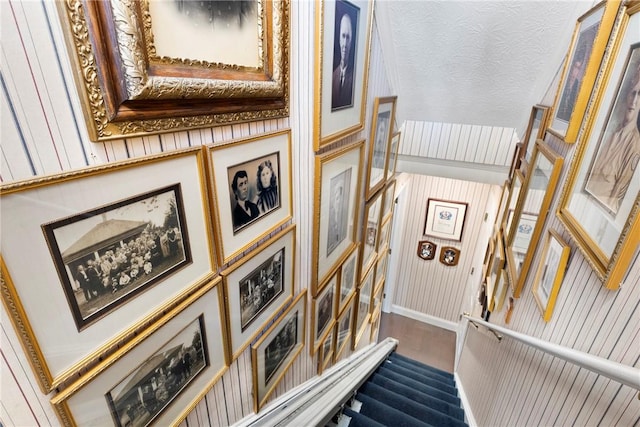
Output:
[
  {"xmin": 390, "ymin": 174, "xmax": 498, "ymax": 325},
  {"xmin": 0, "ymin": 1, "xmax": 391, "ymax": 425},
  {"xmin": 399, "ymin": 120, "xmax": 519, "ymax": 166},
  {"xmin": 456, "ymin": 130, "xmax": 640, "ymax": 425}
]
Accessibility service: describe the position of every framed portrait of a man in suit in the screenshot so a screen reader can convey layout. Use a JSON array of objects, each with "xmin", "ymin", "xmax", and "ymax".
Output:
[
  {"xmin": 314, "ymin": 0, "xmax": 374, "ymax": 150},
  {"xmin": 331, "ymin": 0, "xmax": 359, "ymax": 111}
]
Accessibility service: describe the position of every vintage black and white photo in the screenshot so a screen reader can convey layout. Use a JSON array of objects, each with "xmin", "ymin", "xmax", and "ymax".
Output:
[
  {"xmin": 227, "ymin": 152, "xmax": 281, "ymax": 234},
  {"xmin": 264, "ymin": 312, "xmax": 298, "ymax": 385},
  {"xmin": 331, "ymin": 0, "xmax": 359, "ymax": 110},
  {"xmin": 239, "ymin": 248, "xmax": 285, "ymax": 331},
  {"xmin": 327, "ymin": 168, "xmax": 352, "ymax": 256},
  {"xmin": 315, "ymin": 286, "xmax": 334, "ymax": 341},
  {"xmin": 43, "ymin": 184, "xmax": 191, "ymax": 330},
  {"xmin": 106, "ymin": 316, "xmax": 207, "ymax": 427}
]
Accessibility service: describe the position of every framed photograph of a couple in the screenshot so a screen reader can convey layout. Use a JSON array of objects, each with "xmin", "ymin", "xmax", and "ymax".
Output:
[
  {"xmin": 548, "ymin": 1, "xmax": 618, "ymax": 143},
  {"xmin": 208, "ymin": 130, "xmax": 292, "ymax": 265},
  {"xmin": 43, "ymin": 184, "xmax": 191, "ymax": 331},
  {"xmin": 252, "ymin": 290, "xmax": 306, "ymax": 412},
  {"xmin": 314, "ymin": 0, "xmax": 374, "ymax": 149},
  {"xmin": 313, "ymin": 141, "xmax": 364, "ymax": 297},
  {"xmin": 50, "ymin": 278, "xmax": 228, "ymax": 426},
  {"xmin": 558, "ymin": 6, "xmax": 640, "ymax": 291},
  {"xmin": 0, "ymin": 147, "xmax": 217, "ymax": 393},
  {"xmin": 222, "ymin": 225, "xmax": 296, "ymax": 362}
]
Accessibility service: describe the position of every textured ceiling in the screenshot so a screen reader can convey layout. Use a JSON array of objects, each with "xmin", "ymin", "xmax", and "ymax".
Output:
[{"xmin": 375, "ymin": 0, "xmax": 596, "ymax": 138}]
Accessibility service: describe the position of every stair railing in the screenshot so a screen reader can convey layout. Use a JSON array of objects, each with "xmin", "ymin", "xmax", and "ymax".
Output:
[
  {"xmin": 463, "ymin": 314, "xmax": 640, "ymax": 393},
  {"xmin": 234, "ymin": 337, "xmax": 399, "ymax": 427}
]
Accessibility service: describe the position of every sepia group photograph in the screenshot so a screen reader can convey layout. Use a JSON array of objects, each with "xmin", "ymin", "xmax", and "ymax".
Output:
[
  {"xmin": 106, "ymin": 317, "xmax": 207, "ymax": 427},
  {"xmin": 43, "ymin": 184, "xmax": 191, "ymax": 330}
]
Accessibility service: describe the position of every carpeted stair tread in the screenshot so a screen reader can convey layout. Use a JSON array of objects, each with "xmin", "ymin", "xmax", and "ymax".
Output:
[
  {"xmin": 343, "ymin": 407, "xmax": 386, "ymax": 427},
  {"xmin": 384, "ymin": 357, "xmax": 456, "ymax": 386},
  {"xmin": 355, "ymin": 393, "xmax": 434, "ymax": 427},
  {"xmin": 389, "ymin": 353, "xmax": 454, "ymax": 381},
  {"xmin": 368, "ymin": 373, "xmax": 465, "ymax": 421},
  {"xmin": 376, "ymin": 366, "xmax": 461, "ymax": 406},
  {"xmin": 380, "ymin": 362, "xmax": 458, "ymax": 396},
  {"xmin": 359, "ymin": 382, "xmax": 468, "ymax": 427},
  {"xmin": 382, "ymin": 358, "xmax": 456, "ymax": 387}
]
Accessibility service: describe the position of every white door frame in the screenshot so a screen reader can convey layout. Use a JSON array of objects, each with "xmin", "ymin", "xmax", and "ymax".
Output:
[{"xmin": 382, "ymin": 178, "xmax": 409, "ymax": 313}]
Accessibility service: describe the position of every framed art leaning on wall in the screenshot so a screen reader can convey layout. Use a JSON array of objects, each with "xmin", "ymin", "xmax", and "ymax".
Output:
[
  {"xmin": 0, "ymin": 147, "xmax": 217, "ymax": 393},
  {"xmin": 557, "ymin": 2, "xmax": 640, "ymax": 290},
  {"xmin": 56, "ymin": 0, "xmax": 290, "ymax": 141},
  {"xmin": 314, "ymin": 0, "xmax": 375, "ymax": 149}
]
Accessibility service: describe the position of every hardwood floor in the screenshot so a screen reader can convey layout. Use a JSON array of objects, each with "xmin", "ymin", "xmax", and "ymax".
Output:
[{"xmin": 378, "ymin": 312, "xmax": 456, "ymax": 373}]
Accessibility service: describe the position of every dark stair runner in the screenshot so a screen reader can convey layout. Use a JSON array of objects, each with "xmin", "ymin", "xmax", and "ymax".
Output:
[{"xmin": 338, "ymin": 352, "xmax": 468, "ymax": 427}]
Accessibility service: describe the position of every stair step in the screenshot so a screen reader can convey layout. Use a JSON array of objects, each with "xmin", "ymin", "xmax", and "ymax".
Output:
[
  {"xmin": 368, "ymin": 373, "xmax": 465, "ymax": 421},
  {"xmin": 389, "ymin": 353, "xmax": 454, "ymax": 381},
  {"xmin": 355, "ymin": 393, "xmax": 434, "ymax": 427},
  {"xmin": 376, "ymin": 366, "xmax": 461, "ymax": 406},
  {"xmin": 359, "ymin": 382, "xmax": 468, "ymax": 427},
  {"xmin": 380, "ymin": 362, "xmax": 458, "ymax": 396},
  {"xmin": 382, "ymin": 358, "xmax": 456, "ymax": 388},
  {"xmin": 342, "ymin": 407, "xmax": 386, "ymax": 427}
]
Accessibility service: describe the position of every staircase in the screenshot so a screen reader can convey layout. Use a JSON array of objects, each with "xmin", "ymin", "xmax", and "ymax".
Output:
[{"xmin": 337, "ymin": 352, "xmax": 468, "ymax": 427}]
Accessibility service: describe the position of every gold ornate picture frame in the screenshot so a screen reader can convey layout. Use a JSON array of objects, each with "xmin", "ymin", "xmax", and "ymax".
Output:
[
  {"xmin": 547, "ymin": 0, "xmax": 620, "ymax": 143},
  {"xmin": 314, "ymin": 0, "xmax": 374, "ymax": 149},
  {"xmin": 532, "ymin": 230, "xmax": 571, "ymax": 322},
  {"xmin": 252, "ymin": 289, "xmax": 306, "ymax": 412},
  {"xmin": 51, "ymin": 278, "xmax": 229, "ymax": 426},
  {"xmin": 365, "ymin": 96, "xmax": 397, "ymax": 200},
  {"xmin": 57, "ymin": 0, "xmax": 290, "ymax": 142},
  {"xmin": 521, "ymin": 104, "xmax": 551, "ymax": 168},
  {"xmin": 0, "ymin": 147, "xmax": 217, "ymax": 393},
  {"xmin": 557, "ymin": 1, "xmax": 640, "ymax": 290},
  {"xmin": 221, "ymin": 225, "xmax": 296, "ymax": 362},
  {"xmin": 507, "ymin": 140, "xmax": 564, "ymax": 297},
  {"xmin": 206, "ymin": 130, "xmax": 293, "ymax": 265},
  {"xmin": 313, "ymin": 141, "xmax": 364, "ymax": 296}
]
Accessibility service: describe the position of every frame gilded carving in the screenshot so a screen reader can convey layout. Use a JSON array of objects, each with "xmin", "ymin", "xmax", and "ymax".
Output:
[
  {"xmin": 557, "ymin": 1, "xmax": 640, "ymax": 290},
  {"xmin": 314, "ymin": 0, "xmax": 375, "ymax": 149},
  {"xmin": 532, "ymin": 230, "xmax": 571, "ymax": 322},
  {"xmin": 311, "ymin": 272, "xmax": 337, "ymax": 355},
  {"xmin": 521, "ymin": 104, "xmax": 551, "ymax": 167},
  {"xmin": 507, "ymin": 140, "xmax": 564, "ymax": 297},
  {"xmin": 0, "ymin": 147, "xmax": 216, "ymax": 393},
  {"xmin": 548, "ymin": 0, "xmax": 620, "ymax": 143},
  {"xmin": 333, "ymin": 292, "xmax": 355, "ymax": 363},
  {"xmin": 56, "ymin": 0, "xmax": 290, "ymax": 142},
  {"xmin": 51, "ymin": 278, "xmax": 228, "ymax": 426},
  {"xmin": 352, "ymin": 263, "xmax": 373, "ymax": 350}
]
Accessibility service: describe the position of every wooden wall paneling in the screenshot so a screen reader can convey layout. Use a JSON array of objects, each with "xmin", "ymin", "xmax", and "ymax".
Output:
[
  {"xmin": 427, "ymin": 122, "xmax": 441, "ymax": 158},
  {"xmin": 446, "ymin": 123, "xmax": 462, "ymax": 160}
]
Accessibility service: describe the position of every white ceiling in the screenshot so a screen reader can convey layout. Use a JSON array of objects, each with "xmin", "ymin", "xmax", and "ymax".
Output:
[{"xmin": 375, "ymin": 0, "xmax": 596, "ymax": 139}]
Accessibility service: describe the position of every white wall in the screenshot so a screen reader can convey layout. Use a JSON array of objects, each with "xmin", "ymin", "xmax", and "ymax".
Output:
[{"xmin": 389, "ymin": 174, "xmax": 497, "ymax": 327}]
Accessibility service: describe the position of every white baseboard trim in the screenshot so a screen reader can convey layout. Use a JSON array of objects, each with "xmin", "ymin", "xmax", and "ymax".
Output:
[
  {"xmin": 454, "ymin": 372, "xmax": 478, "ymax": 427},
  {"xmin": 390, "ymin": 305, "xmax": 458, "ymax": 332}
]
